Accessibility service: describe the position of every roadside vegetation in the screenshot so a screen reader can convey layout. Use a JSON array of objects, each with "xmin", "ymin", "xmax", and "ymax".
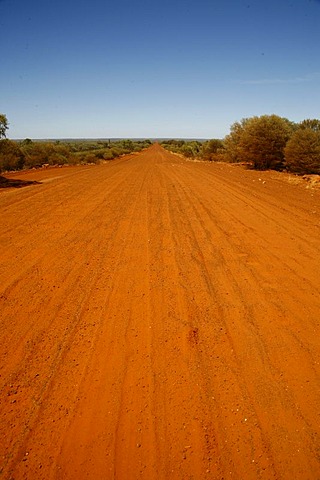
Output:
[
  {"xmin": 161, "ymin": 115, "xmax": 320, "ymax": 175},
  {"xmin": 1, "ymin": 112, "xmax": 320, "ymax": 175},
  {"xmin": 0, "ymin": 115, "xmax": 152, "ymax": 173}
]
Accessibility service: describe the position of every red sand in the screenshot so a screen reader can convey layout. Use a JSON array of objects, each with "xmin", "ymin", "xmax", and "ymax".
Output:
[{"xmin": 1, "ymin": 144, "xmax": 320, "ymax": 479}]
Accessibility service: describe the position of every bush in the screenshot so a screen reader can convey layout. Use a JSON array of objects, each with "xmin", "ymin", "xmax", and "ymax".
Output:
[
  {"xmin": 223, "ymin": 118, "xmax": 250, "ymax": 163},
  {"xmin": 161, "ymin": 140, "xmax": 202, "ymax": 158},
  {"xmin": 239, "ymin": 115, "xmax": 295, "ymax": 170},
  {"xmin": 223, "ymin": 115, "xmax": 295, "ymax": 169},
  {"xmin": 110, "ymin": 146, "xmax": 127, "ymax": 157},
  {"xmin": 103, "ymin": 150, "xmax": 115, "ymax": 160},
  {"xmin": 285, "ymin": 128, "xmax": 320, "ymax": 174},
  {"xmin": 47, "ymin": 152, "xmax": 68, "ymax": 165},
  {"xmin": 82, "ymin": 153, "xmax": 100, "ymax": 164},
  {"xmin": 0, "ymin": 137, "xmax": 153, "ymax": 173},
  {"xmin": 180, "ymin": 145, "xmax": 195, "ymax": 157},
  {"xmin": 201, "ymin": 139, "xmax": 224, "ymax": 161},
  {"xmin": 0, "ymin": 140, "xmax": 25, "ymax": 172},
  {"xmin": 21, "ymin": 142, "xmax": 50, "ymax": 168}
]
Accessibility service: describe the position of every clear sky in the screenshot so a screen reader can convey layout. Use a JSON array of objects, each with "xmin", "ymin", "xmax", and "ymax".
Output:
[{"xmin": 1, "ymin": 0, "xmax": 320, "ymax": 139}]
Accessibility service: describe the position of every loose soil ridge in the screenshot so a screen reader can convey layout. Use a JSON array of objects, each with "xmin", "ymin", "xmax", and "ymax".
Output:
[{"xmin": 0, "ymin": 144, "xmax": 319, "ymax": 479}]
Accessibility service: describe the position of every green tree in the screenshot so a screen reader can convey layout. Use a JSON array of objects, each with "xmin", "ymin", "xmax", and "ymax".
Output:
[
  {"xmin": 238, "ymin": 115, "xmax": 295, "ymax": 170},
  {"xmin": 223, "ymin": 118, "xmax": 250, "ymax": 163},
  {"xmin": 285, "ymin": 128, "xmax": 320, "ymax": 174},
  {"xmin": 201, "ymin": 139, "xmax": 224, "ymax": 160},
  {"xmin": 0, "ymin": 113, "xmax": 9, "ymax": 139}
]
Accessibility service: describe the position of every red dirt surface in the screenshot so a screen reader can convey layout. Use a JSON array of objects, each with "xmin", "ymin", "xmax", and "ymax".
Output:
[{"xmin": 0, "ymin": 144, "xmax": 320, "ymax": 479}]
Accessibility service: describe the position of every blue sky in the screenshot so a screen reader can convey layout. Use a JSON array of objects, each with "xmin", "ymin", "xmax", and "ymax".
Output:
[{"xmin": 1, "ymin": 0, "xmax": 320, "ymax": 139}]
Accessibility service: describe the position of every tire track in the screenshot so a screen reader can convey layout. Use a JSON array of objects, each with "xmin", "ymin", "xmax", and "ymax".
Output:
[
  {"xmin": 0, "ymin": 145, "xmax": 319, "ymax": 479},
  {"xmin": 163, "ymin": 160, "xmax": 320, "ymax": 479},
  {"xmin": 0, "ymin": 156, "xmax": 157, "ymax": 477}
]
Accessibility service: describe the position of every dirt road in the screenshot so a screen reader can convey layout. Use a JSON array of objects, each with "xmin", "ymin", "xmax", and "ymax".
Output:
[{"xmin": 1, "ymin": 144, "xmax": 320, "ymax": 479}]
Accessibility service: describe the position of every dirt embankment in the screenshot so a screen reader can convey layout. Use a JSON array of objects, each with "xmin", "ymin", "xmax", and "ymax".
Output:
[{"xmin": 0, "ymin": 145, "xmax": 319, "ymax": 479}]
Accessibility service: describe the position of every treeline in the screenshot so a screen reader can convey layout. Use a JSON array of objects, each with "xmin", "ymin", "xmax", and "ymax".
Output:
[
  {"xmin": 0, "ymin": 136, "xmax": 152, "ymax": 173},
  {"xmin": 1, "ymin": 112, "xmax": 320, "ymax": 175},
  {"xmin": 161, "ymin": 115, "xmax": 320, "ymax": 174}
]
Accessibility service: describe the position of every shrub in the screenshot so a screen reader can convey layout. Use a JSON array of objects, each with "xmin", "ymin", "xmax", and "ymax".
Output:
[
  {"xmin": 103, "ymin": 150, "xmax": 115, "ymax": 160},
  {"xmin": 223, "ymin": 115, "xmax": 295, "ymax": 169},
  {"xmin": 285, "ymin": 128, "xmax": 320, "ymax": 174},
  {"xmin": 201, "ymin": 139, "xmax": 224, "ymax": 161},
  {"xmin": 82, "ymin": 153, "xmax": 100, "ymax": 164},
  {"xmin": 0, "ymin": 140, "xmax": 25, "ymax": 172},
  {"xmin": 21, "ymin": 143, "xmax": 49, "ymax": 168},
  {"xmin": 240, "ymin": 115, "xmax": 295, "ymax": 170},
  {"xmin": 223, "ymin": 118, "xmax": 250, "ymax": 163}
]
